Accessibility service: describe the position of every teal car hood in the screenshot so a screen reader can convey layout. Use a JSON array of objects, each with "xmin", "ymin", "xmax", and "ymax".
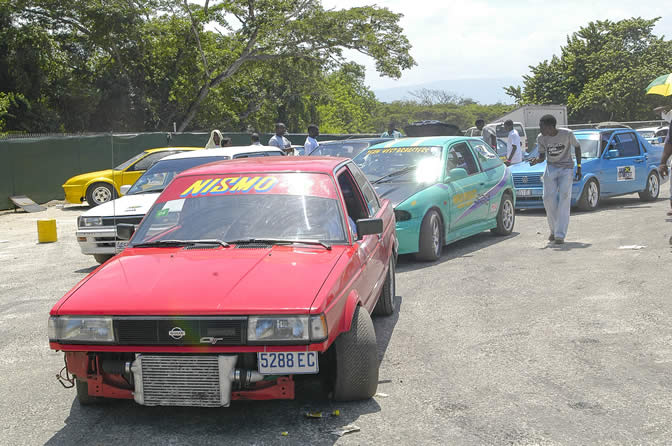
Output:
[{"xmin": 373, "ymin": 182, "xmax": 431, "ymax": 208}]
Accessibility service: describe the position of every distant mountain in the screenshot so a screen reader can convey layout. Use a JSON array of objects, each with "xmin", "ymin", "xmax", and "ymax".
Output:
[{"xmin": 373, "ymin": 77, "xmax": 521, "ymax": 105}]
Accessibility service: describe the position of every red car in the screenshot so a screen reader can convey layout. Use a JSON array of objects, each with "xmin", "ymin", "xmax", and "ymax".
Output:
[{"xmin": 48, "ymin": 157, "xmax": 397, "ymax": 406}]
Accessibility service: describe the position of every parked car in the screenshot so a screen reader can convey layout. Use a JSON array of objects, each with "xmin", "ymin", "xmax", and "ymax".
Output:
[
  {"xmin": 465, "ymin": 124, "xmax": 529, "ymax": 155},
  {"xmin": 353, "ymin": 137, "xmax": 516, "ymax": 261},
  {"xmin": 76, "ymin": 145, "xmax": 284, "ymax": 263},
  {"xmin": 307, "ymin": 137, "xmax": 392, "ymax": 158},
  {"xmin": 62, "ymin": 147, "xmax": 201, "ymax": 206},
  {"xmin": 49, "ymin": 156, "xmax": 397, "ymax": 406},
  {"xmin": 511, "ymin": 129, "xmax": 668, "ymax": 210}
]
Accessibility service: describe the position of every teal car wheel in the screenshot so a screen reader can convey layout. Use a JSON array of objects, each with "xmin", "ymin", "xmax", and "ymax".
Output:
[
  {"xmin": 416, "ymin": 210, "xmax": 442, "ymax": 262},
  {"xmin": 492, "ymin": 193, "xmax": 515, "ymax": 236}
]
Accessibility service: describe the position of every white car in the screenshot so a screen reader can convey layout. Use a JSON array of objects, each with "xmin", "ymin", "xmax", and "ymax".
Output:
[
  {"xmin": 76, "ymin": 145, "xmax": 284, "ymax": 263},
  {"xmin": 464, "ymin": 122, "xmax": 528, "ymax": 153}
]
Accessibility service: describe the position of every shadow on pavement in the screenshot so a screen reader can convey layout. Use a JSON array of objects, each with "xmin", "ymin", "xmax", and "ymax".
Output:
[
  {"xmin": 44, "ymin": 296, "xmax": 404, "ymax": 445},
  {"xmin": 61, "ymin": 205, "xmax": 91, "ymax": 211},
  {"xmin": 74, "ymin": 265, "xmax": 98, "ymax": 274},
  {"xmin": 539, "ymin": 242, "xmax": 592, "ymax": 251},
  {"xmin": 396, "ymin": 231, "xmax": 519, "ymax": 273}
]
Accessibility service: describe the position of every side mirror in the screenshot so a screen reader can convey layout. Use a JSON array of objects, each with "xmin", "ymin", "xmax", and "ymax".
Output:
[
  {"xmin": 120, "ymin": 185, "xmax": 131, "ymax": 195},
  {"xmin": 605, "ymin": 149, "xmax": 619, "ymax": 159},
  {"xmin": 356, "ymin": 218, "xmax": 383, "ymax": 240},
  {"xmin": 116, "ymin": 223, "xmax": 136, "ymax": 240},
  {"xmin": 445, "ymin": 168, "xmax": 468, "ymax": 182}
]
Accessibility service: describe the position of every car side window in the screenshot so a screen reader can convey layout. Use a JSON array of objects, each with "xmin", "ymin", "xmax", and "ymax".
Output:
[
  {"xmin": 469, "ymin": 141, "xmax": 501, "ymax": 171},
  {"xmin": 347, "ymin": 163, "xmax": 380, "ymax": 216},
  {"xmin": 612, "ymin": 133, "xmax": 640, "ymax": 158},
  {"xmin": 446, "ymin": 143, "xmax": 479, "ymax": 175},
  {"xmin": 337, "ymin": 169, "xmax": 369, "ymax": 239},
  {"xmin": 130, "ymin": 152, "xmax": 177, "ymax": 171}
]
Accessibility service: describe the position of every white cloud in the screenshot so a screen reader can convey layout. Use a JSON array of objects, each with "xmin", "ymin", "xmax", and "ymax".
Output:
[{"xmin": 323, "ymin": 0, "xmax": 672, "ymax": 90}]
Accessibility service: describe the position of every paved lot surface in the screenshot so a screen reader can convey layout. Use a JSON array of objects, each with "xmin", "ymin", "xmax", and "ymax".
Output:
[{"xmin": 1, "ymin": 191, "xmax": 672, "ymax": 445}]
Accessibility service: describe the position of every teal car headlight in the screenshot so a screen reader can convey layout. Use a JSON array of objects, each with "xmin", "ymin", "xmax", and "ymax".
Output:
[
  {"xmin": 247, "ymin": 315, "xmax": 327, "ymax": 343},
  {"xmin": 78, "ymin": 216, "xmax": 103, "ymax": 227},
  {"xmin": 48, "ymin": 316, "xmax": 115, "ymax": 343},
  {"xmin": 394, "ymin": 210, "xmax": 412, "ymax": 221}
]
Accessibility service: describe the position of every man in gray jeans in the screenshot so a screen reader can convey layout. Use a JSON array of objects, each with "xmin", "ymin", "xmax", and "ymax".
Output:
[{"xmin": 529, "ymin": 115, "xmax": 582, "ymax": 244}]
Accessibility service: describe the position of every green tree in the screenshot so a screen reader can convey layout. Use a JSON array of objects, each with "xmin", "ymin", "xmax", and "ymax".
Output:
[{"xmin": 506, "ymin": 18, "xmax": 672, "ymax": 123}]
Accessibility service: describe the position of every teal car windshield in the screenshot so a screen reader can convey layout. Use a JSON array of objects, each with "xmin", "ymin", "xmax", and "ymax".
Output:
[{"xmin": 353, "ymin": 146, "xmax": 443, "ymax": 183}]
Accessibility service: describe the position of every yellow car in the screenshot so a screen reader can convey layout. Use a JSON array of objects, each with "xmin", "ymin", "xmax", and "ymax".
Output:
[{"xmin": 62, "ymin": 147, "xmax": 201, "ymax": 206}]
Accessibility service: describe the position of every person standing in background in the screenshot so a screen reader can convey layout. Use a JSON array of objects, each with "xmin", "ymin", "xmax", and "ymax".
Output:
[
  {"xmin": 478, "ymin": 119, "xmax": 497, "ymax": 148},
  {"xmin": 304, "ymin": 124, "xmax": 319, "ymax": 154},
  {"xmin": 529, "ymin": 114, "xmax": 582, "ymax": 245},
  {"xmin": 659, "ymin": 119, "xmax": 672, "ymax": 216},
  {"xmin": 250, "ymin": 133, "xmax": 261, "ymax": 145},
  {"xmin": 268, "ymin": 123, "xmax": 291, "ymax": 151},
  {"xmin": 504, "ymin": 119, "xmax": 523, "ymax": 165},
  {"xmin": 205, "ymin": 129, "xmax": 223, "ymax": 148}
]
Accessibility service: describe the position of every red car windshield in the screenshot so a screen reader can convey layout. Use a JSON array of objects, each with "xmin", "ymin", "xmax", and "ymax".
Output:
[{"xmin": 131, "ymin": 172, "xmax": 347, "ymax": 244}]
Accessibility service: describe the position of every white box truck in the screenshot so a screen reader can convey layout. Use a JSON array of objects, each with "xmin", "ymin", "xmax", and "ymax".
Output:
[{"xmin": 494, "ymin": 104, "xmax": 568, "ymax": 128}]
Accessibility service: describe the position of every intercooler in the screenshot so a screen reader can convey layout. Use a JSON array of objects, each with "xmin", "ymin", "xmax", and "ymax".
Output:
[{"xmin": 131, "ymin": 355, "xmax": 239, "ymax": 407}]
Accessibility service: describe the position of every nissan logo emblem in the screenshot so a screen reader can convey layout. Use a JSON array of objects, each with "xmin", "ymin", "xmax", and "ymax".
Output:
[{"xmin": 169, "ymin": 327, "xmax": 186, "ymax": 340}]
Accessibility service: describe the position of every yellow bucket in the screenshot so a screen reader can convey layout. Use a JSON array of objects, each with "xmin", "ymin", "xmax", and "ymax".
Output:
[{"xmin": 37, "ymin": 219, "xmax": 58, "ymax": 243}]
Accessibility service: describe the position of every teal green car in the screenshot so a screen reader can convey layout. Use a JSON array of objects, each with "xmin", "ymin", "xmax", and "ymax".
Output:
[{"xmin": 352, "ymin": 137, "xmax": 516, "ymax": 261}]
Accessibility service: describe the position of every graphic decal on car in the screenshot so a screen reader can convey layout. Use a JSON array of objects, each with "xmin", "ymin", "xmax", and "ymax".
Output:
[
  {"xmin": 454, "ymin": 168, "xmax": 510, "ymax": 223},
  {"xmin": 617, "ymin": 166, "xmax": 635, "ymax": 181},
  {"xmin": 180, "ymin": 176, "xmax": 279, "ymax": 197},
  {"xmin": 366, "ymin": 147, "xmax": 433, "ymax": 155},
  {"xmin": 453, "ymin": 189, "xmax": 478, "ymax": 208}
]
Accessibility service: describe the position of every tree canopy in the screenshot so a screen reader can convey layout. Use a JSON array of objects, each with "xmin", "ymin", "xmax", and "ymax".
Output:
[{"xmin": 505, "ymin": 17, "xmax": 672, "ymax": 123}]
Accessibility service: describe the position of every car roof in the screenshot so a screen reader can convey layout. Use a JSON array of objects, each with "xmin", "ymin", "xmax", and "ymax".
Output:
[
  {"xmin": 145, "ymin": 147, "xmax": 201, "ymax": 153},
  {"xmin": 367, "ymin": 136, "xmax": 468, "ymax": 148},
  {"xmin": 161, "ymin": 145, "xmax": 283, "ymax": 161},
  {"xmin": 176, "ymin": 156, "xmax": 348, "ymax": 177},
  {"xmin": 319, "ymin": 137, "xmax": 393, "ymax": 145}
]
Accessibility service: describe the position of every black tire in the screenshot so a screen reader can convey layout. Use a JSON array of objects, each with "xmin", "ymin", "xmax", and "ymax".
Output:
[
  {"xmin": 93, "ymin": 254, "xmax": 114, "ymax": 264},
  {"xmin": 491, "ymin": 193, "xmax": 515, "ymax": 236},
  {"xmin": 639, "ymin": 172, "xmax": 660, "ymax": 201},
  {"xmin": 75, "ymin": 378, "xmax": 103, "ymax": 405},
  {"xmin": 86, "ymin": 182, "xmax": 116, "ymax": 207},
  {"xmin": 373, "ymin": 258, "xmax": 395, "ymax": 316},
  {"xmin": 577, "ymin": 178, "xmax": 600, "ymax": 211},
  {"xmin": 333, "ymin": 306, "xmax": 378, "ymax": 401},
  {"xmin": 415, "ymin": 209, "xmax": 442, "ymax": 262}
]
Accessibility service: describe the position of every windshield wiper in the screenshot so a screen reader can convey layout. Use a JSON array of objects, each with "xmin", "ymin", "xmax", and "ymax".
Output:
[
  {"xmin": 228, "ymin": 238, "xmax": 332, "ymax": 250},
  {"xmin": 132, "ymin": 239, "xmax": 230, "ymax": 248},
  {"xmin": 372, "ymin": 165, "xmax": 418, "ymax": 184}
]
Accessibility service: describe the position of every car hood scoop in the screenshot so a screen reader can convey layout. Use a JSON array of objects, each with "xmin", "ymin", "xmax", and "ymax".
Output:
[{"xmin": 56, "ymin": 246, "xmax": 346, "ymax": 315}]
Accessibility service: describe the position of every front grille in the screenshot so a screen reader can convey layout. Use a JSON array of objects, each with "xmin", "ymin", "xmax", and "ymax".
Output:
[
  {"xmin": 101, "ymin": 215, "xmax": 144, "ymax": 227},
  {"xmin": 116, "ymin": 317, "xmax": 246, "ymax": 345},
  {"xmin": 139, "ymin": 355, "xmax": 221, "ymax": 407},
  {"xmin": 513, "ymin": 174, "xmax": 543, "ymax": 188}
]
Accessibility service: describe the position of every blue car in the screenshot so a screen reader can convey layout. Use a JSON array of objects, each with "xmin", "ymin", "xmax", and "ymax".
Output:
[{"xmin": 511, "ymin": 129, "xmax": 667, "ymax": 211}]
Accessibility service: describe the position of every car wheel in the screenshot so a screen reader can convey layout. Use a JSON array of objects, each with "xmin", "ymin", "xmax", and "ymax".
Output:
[
  {"xmin": 373, "ymin": 258, "xmax": 395, "ymax": 317},
  {"xmin": 638, "ymin": 172, "xmax": 660, "ymax": 201},
  {"xmin": 577, "ymin": 179, "xmax": 600, "ymax": 211},
  {"xmin": 75, "ymin": 378, "xmax": 103, "ymax": 405},
  {"xmin": 86, "ymin": 183, "xmax": 116, "ymax": 207},
  {"xmin": 415, "ymin": 209, "xmax": 442, "ymax": 262},
  {"xmin": 93, "ymin": 254, "xmax": 114, "ymax": 264},
  {"xmin": 491, "ymin": 192, "xmax": 515, "ymax": 236},
  {"xmin": 333, "ymin": 306, "xmax": 378, "ymax": 401}
]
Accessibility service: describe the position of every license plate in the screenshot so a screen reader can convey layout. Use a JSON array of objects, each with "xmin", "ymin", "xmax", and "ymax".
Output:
[
  {"xmin": 115, "ymin": 240, "xmax": 129, "ymax": 252},
  {"xmin": 257, "ymin": 352, "xmax": 319, "ymax": 375},
  {"xmin": 516, "ymin": 189, "xmax": 532, "ymax": 196}
]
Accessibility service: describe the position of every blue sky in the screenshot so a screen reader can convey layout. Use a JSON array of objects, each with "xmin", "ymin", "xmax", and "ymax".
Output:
[{"xmin": 323, "ymin": 1, "xmax": 672, "ymax": 91}]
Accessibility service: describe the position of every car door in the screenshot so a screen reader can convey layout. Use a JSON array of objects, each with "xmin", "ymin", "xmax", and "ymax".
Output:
[
  {"xmin": 468, "ymin": 140, "xmax": 506, "ymax": 219},
  {"xmin": 336, "ymin": 166, "xmax": 384, "ymax": 309},
  {"xmin": 600, "ymin": 131, "xmax": 647, "ymax": 195},
  {"xmin": 445, "ymin": 142, "xmax": 489, "ymax": 232}
]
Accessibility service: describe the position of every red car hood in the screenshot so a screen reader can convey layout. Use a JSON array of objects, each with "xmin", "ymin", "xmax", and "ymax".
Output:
[{"xmin": 55, "ymin": 245, "xmax": 346, "ymax": 315}]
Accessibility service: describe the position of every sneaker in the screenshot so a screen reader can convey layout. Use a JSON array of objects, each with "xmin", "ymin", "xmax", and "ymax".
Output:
[
  {"xmin": 554, "ymin": 238, "xmax": 565, "ymax": 244},
  {"xmin": 548, "ymin": 234, "xmax": 555, "ymax": 241},
  {"xmin": 667, "ymin": 209, "xmax": 672, "ymax": 216}
]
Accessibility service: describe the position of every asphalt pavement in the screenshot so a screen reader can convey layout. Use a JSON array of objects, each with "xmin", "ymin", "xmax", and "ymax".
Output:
[{"xmin": 1, "ymin": 191, "xmax": 672, "ymax": 445}]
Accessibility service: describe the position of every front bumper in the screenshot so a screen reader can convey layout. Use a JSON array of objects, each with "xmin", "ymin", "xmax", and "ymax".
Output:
[
  {"xmin": 395, "ymin": 218, "xmax": 421, "ymax": 255},
  {"xmin": 63, "ymin": 185, "xmax": 85, "ymax": 204},
  {"xmin": 76, "ymin": 226, "xmax": 118, "ymax": 255}
]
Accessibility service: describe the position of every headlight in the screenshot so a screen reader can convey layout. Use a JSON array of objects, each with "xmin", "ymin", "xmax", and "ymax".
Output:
[
  {"xmin": 78, "ymin": 216, "xmax": 103, "ymax": 227},
  {"xmin": 48, "ymin": 316, "xmax": 115, "ymax": 343},
  {"xmin": 247, "ymin": 315, "xmax": 328, "ymax": 343},
  {"xmin": 394, "ymin": 210, "xmax": 412, "ymax": 221}
]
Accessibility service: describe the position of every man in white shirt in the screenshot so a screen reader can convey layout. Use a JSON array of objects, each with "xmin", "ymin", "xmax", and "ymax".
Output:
[
  {"xmin": 504, "ymin": 120, "xmax": 523, "ymax": 165},
  {"xmin": 304, "ymin": 124, "xmax": 319, "ymax": 155},
  {"xmin": 268, "ymin": 123, "xmax": 291, "ymax": 151}
]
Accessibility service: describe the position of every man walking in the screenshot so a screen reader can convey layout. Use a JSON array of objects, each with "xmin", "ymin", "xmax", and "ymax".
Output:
[
  {"xmin": 304, "ymin": 124, "xmax": 319, "ymax": 154},
  {"xmin": 529, "ymin": 115, "xmax": 581, "ymax": 244},
  {"xmin": 504, "ymin": 119, "xmax": 523, "ymax": 165},
  {"xmin": 268, "ymin": 123, "xmax": 291, "ymax": 151}
]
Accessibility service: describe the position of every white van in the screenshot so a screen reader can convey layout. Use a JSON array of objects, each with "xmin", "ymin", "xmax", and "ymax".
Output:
[
  {"xmin": 465, "ymin": 122, "xmax": 528, "ymax": 154},
  {"xmin": 76, "ymin": 145, "xmax": 284, "ymax": 263}
]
